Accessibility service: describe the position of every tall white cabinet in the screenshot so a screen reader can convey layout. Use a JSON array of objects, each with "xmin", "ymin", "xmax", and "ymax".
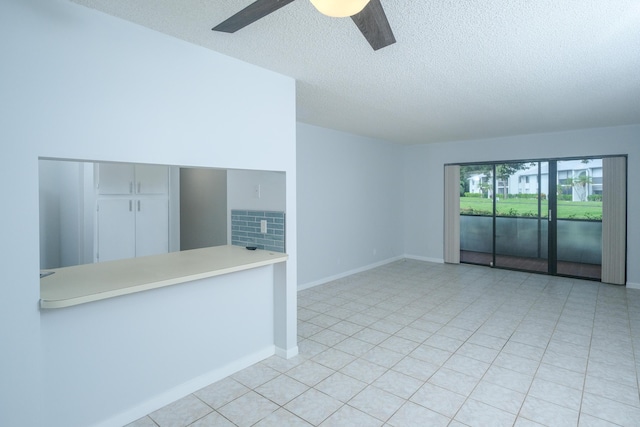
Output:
[{"xmin": 95, "ymin": 163, "xmax": 169, "ymax": 262}]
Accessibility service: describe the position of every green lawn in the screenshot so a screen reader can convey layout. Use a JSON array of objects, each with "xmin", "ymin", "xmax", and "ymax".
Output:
[{"xmin": 460, "ymin": 197, "xmax": 602, "ymax": 220}]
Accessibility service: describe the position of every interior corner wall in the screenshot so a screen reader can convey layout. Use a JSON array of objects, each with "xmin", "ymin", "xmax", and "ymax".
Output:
[
  {"xmin": 180, "ymin": 168, "xmax": 228, "ymax": 250},
  {"xmin": 296, "ymin": 123, "xmax": 404, "ymax": 288},
  {"xmin": 39, "ymin": 160, "xmax": 88, "ymax": 269},
  {"xmin": 402, "ymin": 124, "xmax": 640, "ymax": 285},
  {"xmin": 226, "ymin": 169, "xmax": 287, "ymax": 245},
  {"xmin": 0, "ymin": 1, "xmax": 296, "ymax": 426}
]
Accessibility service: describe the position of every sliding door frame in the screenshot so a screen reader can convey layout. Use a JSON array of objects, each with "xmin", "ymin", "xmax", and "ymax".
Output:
[
  {"xmin": 548, "ymin": 161, "xmax": 557, "ymax": 275},
  {"xmin": 453, "ymin": 154, "xmax": 627, "ymax": 282}
]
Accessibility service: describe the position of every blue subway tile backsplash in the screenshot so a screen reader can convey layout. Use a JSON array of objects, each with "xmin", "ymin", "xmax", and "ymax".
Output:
[{"xmin": 231, "ymin": 210, "xmax": 286, "ymax": 253}]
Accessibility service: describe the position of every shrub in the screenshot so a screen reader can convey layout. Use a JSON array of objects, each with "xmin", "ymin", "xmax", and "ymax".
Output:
[
  {"xmin": 494, "ymin": 208, "xmax": 519, "ymax": 217},
  {"xmin": 463, "ymin": 192, "xmax": 482, "ymax": 198},
  {"xmin": 588, "ymin": 194, "xmax": 603, "ymax": 202},
  {"xmin": 507, "ymin": 193, "xmax": 547, "ymax": 200},
  {"xmin": 461, "ymin": 207, "xmax": 491, "ymax": 216},
  {"xmin": 584, "ymin": 212, "xmax": 603, "ymax": 220}
]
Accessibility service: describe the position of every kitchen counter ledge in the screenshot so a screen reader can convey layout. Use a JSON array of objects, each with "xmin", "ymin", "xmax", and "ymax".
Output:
[{"xmin": 40, "ymin": 245, "xmax": 288, "ymax": 309}]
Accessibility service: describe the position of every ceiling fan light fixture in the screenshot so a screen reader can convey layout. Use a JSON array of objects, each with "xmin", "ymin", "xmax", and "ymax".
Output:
[{"xmin": 310, "ymin": 0, "xmax": 370, "ymax": 18}]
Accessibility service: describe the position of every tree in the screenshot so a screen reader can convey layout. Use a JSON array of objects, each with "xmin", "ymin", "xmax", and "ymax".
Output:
[
  {"xmin": 460, "ymin": 163, "xmax": 534, "ymax": 198},
  {"xmin": 572, "ymin": 173, "xmax": 592, "ymax": 202},
  {"xmin": 479, "ymin": 181, "xmax": 492, "ymax": 198}
]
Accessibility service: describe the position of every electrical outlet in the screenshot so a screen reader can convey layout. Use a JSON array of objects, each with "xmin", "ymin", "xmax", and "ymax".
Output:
[{"xmin": 260, "ymin": 220, "xmax": 267, "ymax": 233}]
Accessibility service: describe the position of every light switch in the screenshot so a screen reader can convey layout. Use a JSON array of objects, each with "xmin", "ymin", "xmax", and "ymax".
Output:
[{"xmin": 260, "ymin": 220, "xmax": 267, "ymax": 233}]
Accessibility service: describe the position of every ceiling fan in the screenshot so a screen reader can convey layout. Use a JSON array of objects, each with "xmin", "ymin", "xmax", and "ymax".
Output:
[{"xmin": 212, "ymin": 0, "xmax": 396, "ymax": 51}]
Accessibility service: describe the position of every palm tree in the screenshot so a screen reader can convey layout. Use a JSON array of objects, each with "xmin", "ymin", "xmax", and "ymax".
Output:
[{"xmin": 572, "ymin": 173, "xmax": 592, "ymax": 201}]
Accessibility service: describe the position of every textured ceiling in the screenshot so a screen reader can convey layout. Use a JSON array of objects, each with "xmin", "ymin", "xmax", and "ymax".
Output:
[{"xmin": 72, "ymin": 0, "xmax": 640, "ymax": 144}]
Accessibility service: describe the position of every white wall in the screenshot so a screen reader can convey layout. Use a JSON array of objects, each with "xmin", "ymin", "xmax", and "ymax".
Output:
[
  {"xmin": 180, "ymin": 168, "xmax": 228, "ymax": 250},
  {"xmin": 39, "ymin": 160, "xmax": 97, "ymax": 268},
  {"xmin": 296, "ymin": 124, "xmax": 404, "ymax": 288},
  {"xmin": 0, "ymin": 1, "xmax": 296, "ymax": 426},
  {"xmin": 42, "ymin": 266, "xmax": 275, "ymax": 427},
  {"xmin": 227, "ymin": 169, "xmax": 287, "ymax": 212},
  {"xmin": 227, "ymin": 169, "xmax": 287, "ymax": 245},
  {"xmin": 403, "ymin": 124, "xmax": 640, "ymax": 285}
]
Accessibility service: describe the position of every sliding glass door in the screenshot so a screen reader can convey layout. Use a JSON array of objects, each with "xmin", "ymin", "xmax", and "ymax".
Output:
[
  {"xmin": 555, "ymin": 159, "xmax": 603, "ymax": 279},
  {"xmin": 459, "ymin": 157, "xmax": 606, "ymax": 280},
  {"xmin": 494, "ymin": 161, "xmax": 549, "ymax": 273}
]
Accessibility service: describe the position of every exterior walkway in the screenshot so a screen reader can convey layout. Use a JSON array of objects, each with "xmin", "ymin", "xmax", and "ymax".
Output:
[{"xmin": 461, "ymin": 250, "xmax": 602, "ymax": 280}]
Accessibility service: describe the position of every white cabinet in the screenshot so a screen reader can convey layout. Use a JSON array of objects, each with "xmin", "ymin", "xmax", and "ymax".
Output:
[
  {"xmin": 97, "ymin": 163, "xmax": 135, "ymax": 195},
  {"xmin": 97, "ymin": 199, "xmax": 136, "ymax": 262},
  {"xmin": 97, "ymin": 163, "xmax": 168, "ymax": 195},
  {"xmin": 134, "ymin": 164, "xmax": 169, "ymax": 195},
  {"xmin": 95, "ymin": 163, "xmax": 169, "ymax": 262},
  {"xmin": 134, "ymin": 198, "xmax": 169, "ymax": 257}
]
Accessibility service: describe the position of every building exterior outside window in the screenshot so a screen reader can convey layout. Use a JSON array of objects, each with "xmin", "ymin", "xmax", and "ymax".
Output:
[{"xmin": 466, "ymin": 159, "xmax": 602, "ymax": 201}]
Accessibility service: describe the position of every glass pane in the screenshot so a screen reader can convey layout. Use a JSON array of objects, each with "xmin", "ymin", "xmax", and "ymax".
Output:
[
  {"xmin": 494, "ymin": 162, "xmax": 548, "ymax": 273},
  {"xmin": 556, "ymin": 159, "xmax": 602, "ymax": 279},
  {"xmin": 459, "ymin": 164, "xmax": 493, "ymax": 265}
]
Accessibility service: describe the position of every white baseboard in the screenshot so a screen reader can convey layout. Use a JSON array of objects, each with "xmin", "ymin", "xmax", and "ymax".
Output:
[
  {"xmin": 298, "ymin": 256, "xmax": 404, "ymax": 291},
  {"xmin": 403, "ymin": 254, "xmax": 445, "ymax": 264},
  {"xmin": 275, "ymin": 345, "xmax": 299, "ymax": 359},
  {"xmin": 627, "ymin": 281, "xmax": 640, "ymax": 290},
  {"xmin": 94, "ymin": 346, "xmax": 276, "ymax": 427}
]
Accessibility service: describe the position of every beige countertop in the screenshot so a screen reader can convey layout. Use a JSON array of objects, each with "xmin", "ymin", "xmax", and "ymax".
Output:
[{"xmin": 40, "ymin": 245, "xmax": 288, "ymax": 309}]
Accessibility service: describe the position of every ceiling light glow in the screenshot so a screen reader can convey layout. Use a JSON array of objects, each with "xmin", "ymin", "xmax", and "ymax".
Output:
[{"xmin": 310, "ymin": 0, "xmax": 370, "ymax": 18}]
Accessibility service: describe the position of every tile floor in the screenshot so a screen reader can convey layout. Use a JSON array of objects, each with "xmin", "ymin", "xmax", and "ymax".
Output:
[{"xmin": 127, "ymin": 260, "xmax": 640, "ymax": 426}]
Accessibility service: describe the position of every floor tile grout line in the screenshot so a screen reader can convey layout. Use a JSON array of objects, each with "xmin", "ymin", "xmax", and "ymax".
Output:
[
  {"xmin": 319, "ymin": 267, "xmax": 512, "ymax": 423},
  {"xmin": 446, "ymin": 272, "xmax": 556, "ymax": 425},
  {"xmin": 134, "ymin": 260, "xmax": 640, "ymax": 427},
  {"xmin": 575, "ymin": 281, "xmax": 600, "ymax": 427}
]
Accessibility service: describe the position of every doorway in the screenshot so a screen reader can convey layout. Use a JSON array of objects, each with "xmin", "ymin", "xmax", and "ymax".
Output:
[{"xmin": 459, "ymin": 158, "xmax": 605, "ymax": 280}]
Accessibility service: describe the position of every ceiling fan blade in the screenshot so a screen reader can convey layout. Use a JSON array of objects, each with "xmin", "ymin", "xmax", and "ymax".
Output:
[
  {"xmin": 351, "ymin": 0, "xmax": 396, "ymax": 51},
  {"xmin": 213, "ymin": 0, "xmax": 297, "ymax": 33}
]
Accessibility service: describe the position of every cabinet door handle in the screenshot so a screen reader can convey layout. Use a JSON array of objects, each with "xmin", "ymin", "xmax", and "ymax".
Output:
[
  {"xmin": 129, "ymin": 200, "xmax": 132, "ymax": 212},
  {"xmin": 137, "ymin": 182, "xmax": 141, "ymax": 193},
  {"xmin": 129, "ymin": 182, "xmax": 133, "ymax": 194},
  {"xmin": 137, "ymin": 200, "xmax": 141, "ymax": 212}
]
